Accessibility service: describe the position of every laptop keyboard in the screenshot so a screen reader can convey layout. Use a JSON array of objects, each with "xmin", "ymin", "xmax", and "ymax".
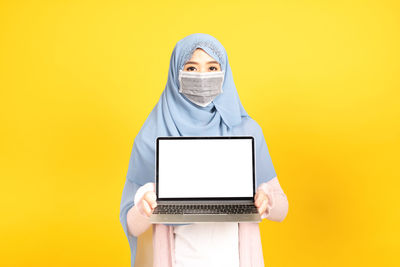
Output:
[{"xmin": 153, "ymin": 204, "xmax": 259, "ymax": 215}]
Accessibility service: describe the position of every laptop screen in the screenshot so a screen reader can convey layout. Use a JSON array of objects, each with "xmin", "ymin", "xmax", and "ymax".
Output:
[{"xmin": 156, "ymin": 137, "xmax": 254, "ymax": 199}]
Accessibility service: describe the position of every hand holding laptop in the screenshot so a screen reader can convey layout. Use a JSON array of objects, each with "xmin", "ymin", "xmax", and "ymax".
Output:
[
  {"xmin": 138, "ymin": 183, "xmax": 268, "ymax": 222},
  {"xmin": 137, "ymin": 183, "xmax": 270, "ymax": 218},
  {"xmin": 137, "ymin": 187, "xmax": 157, "ymax": 217},
  {"xmin": 254, "ymin": 189, "xmax": 269, "ymax": 215}
]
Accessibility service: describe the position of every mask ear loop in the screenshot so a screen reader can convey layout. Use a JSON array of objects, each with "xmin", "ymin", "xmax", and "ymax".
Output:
[
  {"xmin": 178, "ymin": 69, "xmax": 184, "ymax": 93},
  {"xmin": 220, "ymin": 70, "xmax": 225, "ymax": 93}
]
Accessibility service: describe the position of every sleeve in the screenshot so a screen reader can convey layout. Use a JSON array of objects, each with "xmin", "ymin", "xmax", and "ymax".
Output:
[
  {"xmin": 119, "ymin": 179, "xmax": 140, "ymax": 266},
  {"xmin": 257, "ymin": 176, "xmax": 289, "ymax": 222},
  {"xmin": 121, "ymin": 180, "xmax": 154, "ymax": 237}
]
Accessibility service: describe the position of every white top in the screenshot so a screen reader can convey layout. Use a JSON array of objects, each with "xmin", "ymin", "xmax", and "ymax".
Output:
[
  {"xmin": 173, "ymin": 223, "xmax": 239, "ymax": 267},
  {"xmin": 132, "ymin": 181, "xmax": 279, "ymax": 266}
]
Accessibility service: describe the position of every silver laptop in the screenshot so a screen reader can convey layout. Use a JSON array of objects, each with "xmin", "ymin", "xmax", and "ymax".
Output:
[{"xmin": 149, "ymin": 136, "xmax": 261, "ymax": 223}]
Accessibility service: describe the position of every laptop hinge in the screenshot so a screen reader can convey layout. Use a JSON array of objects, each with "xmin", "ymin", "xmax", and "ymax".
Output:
[{"xmin": 156, "ymin": 199, "xmax": 254, "ymax": 205}]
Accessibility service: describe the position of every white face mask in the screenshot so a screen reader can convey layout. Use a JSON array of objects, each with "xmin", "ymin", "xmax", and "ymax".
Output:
[{"xmin": 178, "ymin": 69, "xmax": 225, "ymax": 107}]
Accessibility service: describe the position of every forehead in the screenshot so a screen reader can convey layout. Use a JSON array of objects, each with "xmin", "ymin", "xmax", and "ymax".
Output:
[{"xmin": 186, "ymin": 48, "xmax": 219, "ymax": 63}]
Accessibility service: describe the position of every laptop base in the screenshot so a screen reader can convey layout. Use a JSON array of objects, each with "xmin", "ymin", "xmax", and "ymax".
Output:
[{"xmin": 149, "ymin": 213, "xmax": 261, "ymax": 224}]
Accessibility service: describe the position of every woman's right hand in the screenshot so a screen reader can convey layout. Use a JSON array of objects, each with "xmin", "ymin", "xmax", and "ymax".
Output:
[{"xmin": 137, "ymin": 190, "xmax": 158, "ymax": 217}]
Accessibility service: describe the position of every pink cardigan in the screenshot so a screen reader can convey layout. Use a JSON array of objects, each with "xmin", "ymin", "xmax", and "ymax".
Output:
[{"xmin": 127, "ymin": 177, "xmax": 288, "ymax": 267}]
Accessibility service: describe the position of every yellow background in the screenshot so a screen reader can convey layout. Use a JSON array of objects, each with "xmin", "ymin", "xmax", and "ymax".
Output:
[{"xmin": 1, "ymin": 0, "xmax": 399, "ymax": 266}]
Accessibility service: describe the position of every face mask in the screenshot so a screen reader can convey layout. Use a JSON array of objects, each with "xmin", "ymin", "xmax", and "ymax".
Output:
[{"xmin": 178, "ymin": 69, "xmax": 225, "ymax": 107}]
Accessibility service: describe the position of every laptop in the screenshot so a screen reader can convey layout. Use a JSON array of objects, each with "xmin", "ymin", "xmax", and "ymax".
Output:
[{"xmin": 149, "ymin": 136, "xmax": 261, "ymax": 224}]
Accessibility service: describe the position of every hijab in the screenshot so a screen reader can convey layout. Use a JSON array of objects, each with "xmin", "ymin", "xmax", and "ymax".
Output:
[{"xmin": 126, "ymin": 33, "xmax": 249, "ymax": 185}]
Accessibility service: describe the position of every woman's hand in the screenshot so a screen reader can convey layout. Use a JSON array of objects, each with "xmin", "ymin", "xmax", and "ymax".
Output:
[
  {"xmin": 254, "ymin": 189, "xmax": 269, "ymax": 215},
  {"xmin": 138, "ymin": 190, "xmax": 157, "ymax": 217}
]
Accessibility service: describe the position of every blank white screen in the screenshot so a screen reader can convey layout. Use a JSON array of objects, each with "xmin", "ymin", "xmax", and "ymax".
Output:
[{"xmin": 158, "ymin": 138, "xmax": 253, "ymax": 198}]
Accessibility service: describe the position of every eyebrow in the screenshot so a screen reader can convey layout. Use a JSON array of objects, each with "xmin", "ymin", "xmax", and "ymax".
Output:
[{"xmin": 185, "ymin": 61, "xmax": 220, "ymax": 65}]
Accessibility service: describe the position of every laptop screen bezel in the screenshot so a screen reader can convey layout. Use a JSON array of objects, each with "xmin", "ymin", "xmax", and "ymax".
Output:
[{"xmin": 155, "ymin": 136, "xmax": 256, "ymax": 201}]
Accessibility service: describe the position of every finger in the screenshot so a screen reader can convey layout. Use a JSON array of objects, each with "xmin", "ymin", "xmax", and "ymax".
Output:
[
  {"xmin": 258, "ymin": 199, "xmax": 269, "ymax": 215},
  {"xmin": 142, "ymin": 199, "xmax": 152, "ymax": 217},
  {"xmin": 144, "ymin": 192, "xmax": 157, "ymax": 208},
  {"xmin": 254, "ymin": 192, "xmax": 261, "ymax": 207},
  {"xmin": 149, "ymin": 192, "xmax": 157, "ymax": 208},
  {"xmin": 255, "ymin": 192, "xmax": 265, "ymax": 207}
]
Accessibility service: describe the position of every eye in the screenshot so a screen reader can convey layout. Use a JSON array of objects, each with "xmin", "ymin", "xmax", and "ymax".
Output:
[
  {"xmin": 186, "ymin": 66, "xmax": 196, "ymax": 71},
  {"xmin": 209, "ymin": 66, "xmax": 219, "ymax": 71}
]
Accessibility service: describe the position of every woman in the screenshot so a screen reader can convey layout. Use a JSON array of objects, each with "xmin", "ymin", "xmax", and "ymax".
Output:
[{"xmin": 120, "ymin": 33, "xmax": 289, "ymax": 267}]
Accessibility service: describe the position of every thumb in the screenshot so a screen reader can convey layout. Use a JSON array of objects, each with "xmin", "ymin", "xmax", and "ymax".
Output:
[
  {"xmin": 149, "ymin": 192, "xmax": 157, "ymax": 208},
  {"xmin": 142, "ymin": 199, "xmax": 152, "ymax": 217}
]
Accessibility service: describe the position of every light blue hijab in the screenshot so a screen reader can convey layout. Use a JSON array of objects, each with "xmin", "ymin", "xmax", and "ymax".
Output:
[{"xmin": 120, "ymin": 33, "xmax": 277, "ymax": 266}]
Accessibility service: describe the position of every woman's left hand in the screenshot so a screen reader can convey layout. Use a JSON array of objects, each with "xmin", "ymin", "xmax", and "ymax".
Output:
[{"xmin": 254, "ymin": 189, "xmax": 269, "ymax": 215}]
